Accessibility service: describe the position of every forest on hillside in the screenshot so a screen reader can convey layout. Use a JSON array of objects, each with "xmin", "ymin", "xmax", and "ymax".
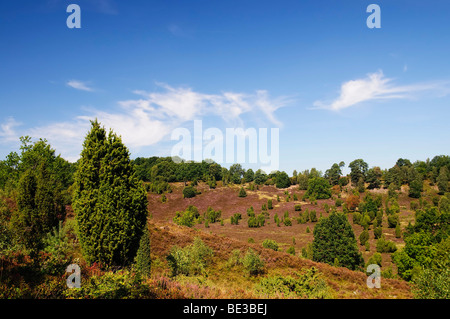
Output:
[{"xmin": 0, "ymin": 121, "xmax": 449, "ymax": 299}]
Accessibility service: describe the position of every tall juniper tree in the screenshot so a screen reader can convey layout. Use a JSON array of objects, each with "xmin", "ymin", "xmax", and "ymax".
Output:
[{"xmin": 73, "ymin": 120, "xmax": 148, "ymax": 266}]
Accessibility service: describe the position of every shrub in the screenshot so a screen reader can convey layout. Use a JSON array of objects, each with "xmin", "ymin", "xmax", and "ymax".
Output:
[
  {"xmin": 166, "ymin": 237, "xmax": 213, "ymax": 276},
  {"xmin": 304, "ymin": 177, "xmax": 332, "ymax": 200},
  {"xmin": 173, "ymin": 205, "xmax": 200, "ymax": 227},
  {"xmin": 312, "ymin": 212, "xmax": 364, "ymax": 270},
  {"xmin": 73, "ymin": 120, "xmax": 148, "ymax": 266},
  {"xmin": 395, "ymin": 223, "xmax": 402, "ymax": 238},
  {"xmin": 359, "ymin": 230, "xmax": 369, "ymax": 246},
  {"xmin": 230, "ymin": 213, "xmax": 242, "ymax": 225},
  {"xmin": 267, "ymin": 199, "xmax": 273, "ymax": 209},
  {"xmin": 183, "ymin": 185, "xmax": 199, "ymax": 198},
  {"xmin": 287, "ymin": 246, "xmax": 296, "ymax": 255},
  {"xmin": 238, "ymin": 187, "xmax": 247, "ymax": 197},
  {"xmin": 248, "ymin": 217, "xmax": 258, "ymax": 228},
  {"xmin": 335, "ymin": 198, "xmax": 343, "ymax": 207},
  {"xmin": 262, "ymin": 239, "xmax": 279, "ymax": 251},
  {"xmin": 367, "ymin": 252, "xmax": 382, "ymax": 267},
  {"xmin": 134, "ymin": 225, "xmax": 151, "ymax": 278},
  {"xmin": 226, "ymin": 249, "xmax": 243, "ymax": 268},
  {"xmin": 346, "ymin": 194, "xmax": 360, "ymax": 211},
  {"xmin": 243, "ymin": 248, "xmax": 265, "ymax": 276},
  {"xmin": 373, "ymin": 227, "xmax": 382, "ymax": 239},
  {"xmin": 64, "ymin": 270, "xmax": 153, "ymax": 299},
  {"xmin": 387, "ymin": 214, "xmax": 399, "ymax": 228},
  {"xmin": 306, "ymin": 226, "xmax": 311, "ymax": 233},
  {"xmin": 284, "ymin": 217, "xmax": 292, "ymax": 226},
  {"xmin": 309, "ymin": 210, "xmax": 318, "ymax": 222},
  {"xmin": 376, "ymin": 236, "xmax": 397, "ymax": 253},
  {"xmin": 204, "ymin": 206, "xmax": 221, "ymax": 223},
  {"xmin": 294, "ymin": 204, "xmax": 302, "ymax": 211}
]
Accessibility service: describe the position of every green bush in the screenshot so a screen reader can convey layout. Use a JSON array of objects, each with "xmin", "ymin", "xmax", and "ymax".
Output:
[
  {"xmin": 230, "ymin": 213, "xmax": 242, "ymax": 225},
  {"xmin": 376, "ymin": 236, "xmax": 397, "ymax": 253},
  {"xmin": 309, "ymin": 210, "xmax": 318, "ymax": 222},
  {"xmin": 243, "ymin": 248, "xmax": 265, "ymax": 276},
  {"xmin": 73, "ymin": 120, "xmax": 148, "ymax": 266},
  {"xmin": 367, "ymin": 252, "xmax": 382, "ymax": 267},
  {"xmin": 262, "ymin": 239, "xmax": 279, "ymax": 251},
  {"xmin": 183, "ymin": 185, "xmax": 199, "ymax": 198},
  {"xmin": 287, "ymin": 246, "xmax": 296, "ymax": 255},
  {"xmin": 294, "ymin": 204, "xmax": 302, "ymax": 211},
  {"xmin": 387, "ymin": 214, "xmax": 399, "ymax": 228},
  {"xmin": 166, "ymin": 237, "xmax": 213, "ymax": 276},
  {"xmin": 238, "ymin": 187, "xmax": 247, "ymax": 197},
  {"xmin": 284, "ymin": 217, "xmax": 292, "ymax": 226},
  {"xmin": 312, "ymin": 212, "xmax": 364, "ymax": 270},
  {"xmin": 173, "ymin": 205, "xmax": 200, "ymax": 227},
  {"xmin": 373, "ymin": 226, "xmax": 382, "ymax": 239},
  {"xmin": 134, "ymin": 225, "xmax": 151, "ymax": 278},
  {"xmin": 65, "ymin": 270, "xmax": 154, "ymax": 299},
  {"xmin": 359, "ymin": 230, "xmax": 369, "ymax": 246},
  {"xmin": 255, "ymin": 267, "xmax": 331, "ymax": 299},
  {"xmin": 204, "ymin": 206, "xmax": 221, "ymax": 223},
  {"xmin": 267, "ymin": 199, "xmax": 273, "ymax": 209}
]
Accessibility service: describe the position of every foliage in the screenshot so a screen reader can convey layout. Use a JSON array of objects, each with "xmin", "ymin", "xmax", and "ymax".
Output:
[
  {"xmin": 134, "ymin": 225, "xmax": 151, "ymax": 278},
  {"xmin": 173, "ymin": 205, "xmax": 200, "ymax": 227},
  {"xmin": 166, "ymin": 237, "xmax": 213, "ymax": 277},
  {"xmin": 238, "ymin": 187, "xmax": 247, "ymax": 198},
  {"xmin": 367, "ymin": 252, "xmax": 382, "ymax": 268},
  {"xmin": 242, "ymin": 248, "xmax": 265, "ymax": 276},
  {"xmin": 183, "ymin": 185, "xmax": 199, "ymax": 198},
  {"xmin": 304, "ymin": 177, "xmax": 332, "ymax": 200},
  {"xmin": 376, "ymin": 235, "xmax": 397, "ymax": 253},
  {"xmin": 204, "ymin": 207, "xmax": 222, "ymax": 224},
  {"xmin": 262, "ymin": 239, "xmax": 279, "ymax": 251},
  {"xmin": 359, "ymin": 230, "xmax": 369, "ymax": 246},
  {"xmin": 255, "ymin": 267, "xmax": 331, "ymax": 299},
  {"xmin": 65, "ymin": 270, "xmax": 154, "ymax": 299},
  {"xmin": 312, "ymin": 212, "xmax": 364, "ymax": 270},
  {"xmin": 411, "ymin": 266, "xmax": 450, "ymax": 299},
  {"xmin": 348, "ymin": 159, "xmax": 368, "ymax": 186},
  {"xmin": 73, "ymin": 120, "xmax": 148, "ymax": 267},
  {"xmin": 275, "ymin": 171, "xmax": 291, "ymax": 189}
]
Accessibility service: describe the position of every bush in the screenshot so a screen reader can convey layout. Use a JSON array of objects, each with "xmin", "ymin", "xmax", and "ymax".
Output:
[
  {"xmin": 283, "ymin": 217, "xmax": 292, "ymax": 226},
  {"xmin": 367, "ymin": 252, "xmax": 382, "ymax": 267},
  {"xmin": 238, "ymin": 187, "xmax": 247, "ymax": 198},
  {"xmin": 166, "ymin": 237, "xmax": 213, "ymax": 276},
  {"xmin": 376, "ymin": 236, "xmax": 397, "ymax": 253},
  {"xmin": 262, "ymin": 239, "xmax": 279, "ymax": 251},
  {"xmin": 294, "ymin": 204, "xmax": 302, "ymax": 211},
  {"xmin": 267, "ymin": 199, "xmax": 273, "ymax": 209},
  {"xmin": 204, "ymin": 206, "xmax": 221, "ymax": 223},
  {"xmin": 248, "ymin": 217, "xmax": 258, "ymax": 228},
  {"xmin": 309, "ymin": 210, "xmax": 318, "ymax": 222},
  {"xmin": 287, "ymin": 246, "xmax": 296, "ymax": 255},
  {"xmin": 359, "ymin": 230, "xmax": 369, "ymax": 246},
  {"xmin": 173, "ymin": 205, "xmax": 200, "ymax": 227},
  {"xmin": 312, "ymin": 212, "xmax": 364, "ymax": 270},
  {"xmin": 373, "ymin": 227, "xmax": 382, "ymax": 239},
  {"xmin": 64, "ymin": 270, "xmax": 153, "ymax": 299},
  {"xmin": 230, "ymin": 213, "xmax": 242, "ymax": 225},
  {"xmin": 335, "ymin": 198, "xmax": 343, "ymax": 207},
  {"xmin": 243, "ymin": 248, "xmax": 265, "ymax": 276},
  {"xmin": 387, "ymin": 214, "xmax": 399, "ymax": 228},
  {"xmin": 304, "ymin": 177, "xmax": 332, "ymax": 200},
  {"xmin": 134, "ymin": 225, "xmax": 151, "ymax": 278},
  {"xmin": 183, "ymin": 185, "xmax": 199, "ymax": 198}
]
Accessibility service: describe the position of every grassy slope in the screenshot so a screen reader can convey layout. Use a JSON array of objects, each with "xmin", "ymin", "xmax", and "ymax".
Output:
[{"xmin": 146, "ymin": 182, "xmax": 417, "ymax": 299}]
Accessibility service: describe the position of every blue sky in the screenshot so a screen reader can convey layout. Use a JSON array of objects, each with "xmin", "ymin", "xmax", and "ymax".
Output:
[{"xmin": 1, "ymin": 0, "xmax": 449, "ymax": 174}]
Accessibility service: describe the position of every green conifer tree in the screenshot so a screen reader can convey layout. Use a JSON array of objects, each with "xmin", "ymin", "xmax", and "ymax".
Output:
[{"xmin": 73, "ymin": 120, "xmax": 148, "ymax": 266}]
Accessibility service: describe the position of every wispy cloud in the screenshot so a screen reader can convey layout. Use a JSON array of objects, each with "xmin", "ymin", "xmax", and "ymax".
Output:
[
  {"xmin": 0, "ymin": 117, "xmax": 21, "ymax": 144},
  {"xmin": 2, "ymin": 83, "xmax": 290, "ymax": 161},
  {"xmin": 313, "ymin": 70, "xmax": 450, "ymax": 111},
  {"xmin": 66, "ymin": 80, "xmax": 95, "ymax": 92}
]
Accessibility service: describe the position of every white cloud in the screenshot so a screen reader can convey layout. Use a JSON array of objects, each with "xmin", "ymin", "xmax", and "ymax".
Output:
[
  {"xmin": 0, "ymin": 117, "xmax": 21, "ymax": 144},
  {"xmin": 66, "ymin": 80, "xmax": 95, "ymax": 92},
  {"xmin": 3, "ymin": 83, "xmax": 290, "ymax": 161},
  {"xmin": 313, "ymin": 70, "xmax": 450, "ymax": 111}
]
